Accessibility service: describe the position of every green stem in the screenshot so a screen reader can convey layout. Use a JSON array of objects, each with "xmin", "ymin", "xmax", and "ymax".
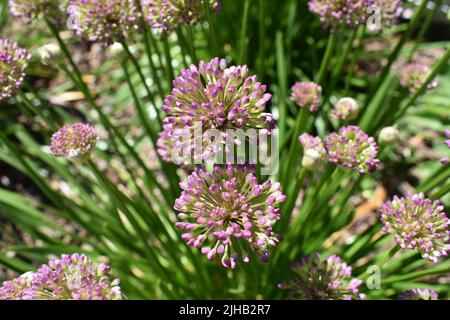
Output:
[
  {"xmin": 120, "ymin": 40, "xmax": 163, "ymax": 124},
  {"xmin": 148, "ymin": 31, "xmax": 166, "ymax": 72},
  {"xmin": 275, "ymin": 32, "xmax": 288, "ymax": 148},
  {"xmin": 407, "ymin": 0, "xmax": 442, "ymax": 62},
  {"xmin": 417, "ymin": 165, "xmax": 450, "ymax": 193},
  {"xmin": 175, "ymin": 30, "xmax": 190, "ymax": 67},
  {"xmin": 122, "ymin": 60, "xmax": 180, "ymax": 198},
  {"xmin": 282, "ymin": 108, "xmax": 308, "ymax": 181},
  {"xmin": 257, "ymin": 0, "xmax": 266, "ymax": 79},
  {"xmin": 315, "ymin": 33, "xmax": 337, "ymax": 85},
  {"xmin": 280, "ymin": 167, "xmax": 309, "ymax": 232},
  {"xmin": 203, "ymin": 0, "xmax": 219, "ymax": 56},
  {"xmin": 431, "ymin": 182, "xmax": 450, "ymax": 200},
  {"xmin": 344, "ymin": 27, "xmax": 366, "ymax": 95},
  {"xmin": 133, "ymin": 0, "xmax": 166, "ymax": 99},
  {"xmin": 238, "ymin": 0, "xmax": 250, "ymax": 64},
  {"xmin": 185, "ymin": 27, "xmax": 198, "ymax": 63},
  {"xmin": 162, "ymin": 36, "xmax": 175, "ymax": 83},
  {"xmin": 332, "ymin": 28, "xmax": 358, "ymax": 81}
]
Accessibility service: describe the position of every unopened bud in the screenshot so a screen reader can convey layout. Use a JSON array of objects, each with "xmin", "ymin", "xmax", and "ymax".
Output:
[
  {"xmin": 37, "ymin": 44, "xmax": 62, "ymax": 65},
  {"xmin": 379, "ymin": 126, "xmax": 400, "ymax": 145}
]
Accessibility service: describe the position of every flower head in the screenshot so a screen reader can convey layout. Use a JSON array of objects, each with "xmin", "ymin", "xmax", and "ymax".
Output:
[
  {"xmin": 68, "ymin": 0, "xmax": 139, "ymax": 46},
  {"xmin": 278, "ymin": 253, "xmax": 365, "ymax": 300},
  {"xmin": 330, "ymin": 97, "xmax": 360, "ymax": 120},
  {"xmin": 142, "ymin": 0, "xmax": 221, "ymax": 33},
  {"xmin": 8, "ymin": 0, "xmax": 60, "ymax": 22},
  {"xmin": 291, "ymin": 82, "xmax": 322, "ymax": 112},
  {"xmin": 378, "ymin": 126, "xmax": 400, "ymax": 145},
  {"xmin": 298, "ymin": 133, "xmax": 327, "ymax": 170},
  {"xmin": 308, "ymin": 0, "xmax": 375, "ymax": 29},
  {"xmin": 37, "ymin": 44, "xmax": 63, "ymax": 65},
  {"xmin": 0, "ymin": 39, "xmax": 31, "ymax": 101},
  {"xmin": 374, "ymin": 0, "xmax": 403, "ymax": 28},
  {"xmin": 399, "ymin": 288, "xmax": 438, "ymax": 300},
  {"xmin": 398, "ymin": 62, "xmax": 438, "ymax": 93},
  {"xmin": 158, "ymin": 58, "xmax": 275, "ymax": 164},
  {"xmin": 325, "ymin": 125, "xmax": 380, "ymax": 173},
  {"xmin": 380, "ymin": 193, "xmax": 450, "ymax": 263},
  {"xmin": 50, "ymin": 123, "xmax": 98, "ymax": 162},
  {"xmin": 0, "ymin": 254, "xmax": 122, "ymax": 300},
  {"xmin": 174, "ymin": 165, "xmax": 285, "ymax": 268}
]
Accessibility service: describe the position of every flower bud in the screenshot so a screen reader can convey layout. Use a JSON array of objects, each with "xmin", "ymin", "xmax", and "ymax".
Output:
[
  {"xmin": 330, "ymin": 97, "xmax": 360, "ymax": 120},
  {"xmin": 378, "ymin": 126, "xmax": 400, "ymax": 145},
  {"xmin": 37, "ymin": 44, "xmax": 62, "ymax": 65}
]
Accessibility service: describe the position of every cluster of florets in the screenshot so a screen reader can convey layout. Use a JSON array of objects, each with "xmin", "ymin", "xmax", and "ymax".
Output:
[
  {"xmin": 380, "ymin": 193, "xmax": 450, "ymax": 263},
  {"xmin": 308, "ymin": 0, "xmax": 375, "ymax": 29},
  {"xmin": 367, "ymin": 0, "xmax": 403, "ymax": 31},
  {"xmin": 68, "ymin": 0, "xmax": 139, "ymax": 46},
  {"xmin": 290, "ymin": 82, "xmax": 322, "ymax": 112},
  {"xmin": 8, "ymin": 0, "xmax": 60, "ymax": 22},
  {"xmin": 142, "ymin": 0, "xmax": 221, "ymax": 33},
  {"xmin": 298, "ymin": 133, "xmax": 327, "ymax": 170},
  {"xmin": 278, "ymin": 253, "xmax": 366, "ymax": 300},
  {"xmin": 174, "ymin": 165, "xmax": 285, "ymax": 268},
  {"xmin": 157, "ymin": 58, "xmax": 275, "ymax": 165},
  {"xmin": 325, "ymin": 125, "xmax": 380, "ymax": 173},
  {"xmin": 0, "ymin": 254, "xmax": 122, "ymax": 300},
  {"xmin": 50, "ymin": 123, "xmax": 98, "ymax": 163},
  {"xmin": 329, "ymin": 97, "xmax": 360, "ymax": 120},
  {"xmin": 0, "ymin": 39, "xmax": 31, "ymax": 101},
  {"xmin": 398, "ymin": 288, "xmax": 438, "ymax": 300},
  {"xmin": 397, "ymin": 62, "xmax": 438, "ymax": 93}
]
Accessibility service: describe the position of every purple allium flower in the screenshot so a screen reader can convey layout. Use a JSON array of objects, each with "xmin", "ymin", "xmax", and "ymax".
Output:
[
  {"xmin": 278, "ymin": 253, "xmax": 366, "ymax": 300},
  {"xmin": 325, "ymin": 125, "xmax": 380, "ymax": 173},
  {"xmin": 398, "ymin": 62, "xmax": 438, "ymax": 93},
  {"xmin": 174, "ymin": 165, "xmax": 285, "ymax": 268},
  {"xmin": 329, "ymin": 97, "xmax": 360, "ymax": 120},
  {"xmin": 290, "ymin": 82, "xmax": 322, "ymax": 112},
  {"xmin": 375, "ymin": 0, "xmax": 403, "ymax": 28},
  {"xmin": 68, "ymin": 0, "xmax": 139, "ymax": 46},
  {"xmin": 308, "ymin": 0, "xmax": 375, "ymax": 29},
  {"xmin": 399, "ymin": 288, "xmax": 438, "ymax": 300},
  {"xmin": 380, "ymin": 193, "xmax": 450, "ymax": 263},
  {"xmin": 142, "ymin": 0, "xmax": 221, "ymax": 33},
  {"xmin": 157, "ymin": 58, "xmax": 275, "ymax": 164},
  {"xmin": 50, "ymin": 123, "xmax": 98, "ymax": 162},
  {"xmin": 298, "ymin": 133, "xmax": 327, "ymax": 170},
  {"xmin": 0, "ymin": 254, "xmax": 122, "ymax": 300},
  {"xmin": 8, "ymin": 0, "xmax": 59, "ymax": 22},
  {"xmin": 0, "ymin": 39, "xmax": 31, "ymax": 101}
]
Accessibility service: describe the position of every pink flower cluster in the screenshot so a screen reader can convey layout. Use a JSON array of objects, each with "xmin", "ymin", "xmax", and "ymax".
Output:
[
  {"xmin": 174, "ymin": 165, "xmax": 285, "ymax": 268},
  {"xmin": 278, "ymin": 253, "xmax": 366, "ymax": 300},
  {"xmin": 157, "ymin": 58, "xmax": 275, "ymax": 164},
  {"xmin": 0, "ymin": 254, "xmax": 122, "ymax": 300},
  {"xmin": 0, "ymin": 39, "xmax": 31, "ymax": 101},
  {"xmin": 142, "ymin": 0, "xmax": 221, "ymax": 33},
  {"xmin": 380, "ymin": 193, "xmax": 450, "ymax": 263}
]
